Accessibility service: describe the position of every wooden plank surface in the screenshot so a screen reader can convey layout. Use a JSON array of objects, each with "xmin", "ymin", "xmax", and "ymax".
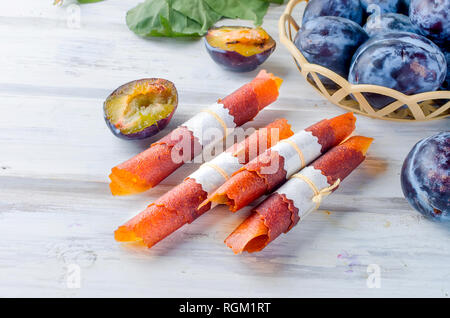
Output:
[{"xmin": 0, "ymin": 0, "xmax": 449, "ymax": 298}]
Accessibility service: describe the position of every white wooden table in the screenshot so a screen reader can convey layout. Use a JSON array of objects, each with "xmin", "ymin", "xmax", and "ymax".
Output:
[{"xmin": 1, "ymin": 0, "xmax": 449, "ymax": 298}]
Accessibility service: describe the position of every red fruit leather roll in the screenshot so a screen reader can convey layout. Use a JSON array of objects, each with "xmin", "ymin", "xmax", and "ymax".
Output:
[
  {"xmin": 206, "ymin": 112, "xmax": 356, "ymax": 212},
  {"xmin": 115, "ymin": 119, "xmax": 294, "ymax": 248},
  {"xmin": 225, "ymin": 136, "xmax": 374, "ymax": 254},
  {"xmin": 109, "ymin": 70, "xmax": 282, "ymax": 196}
]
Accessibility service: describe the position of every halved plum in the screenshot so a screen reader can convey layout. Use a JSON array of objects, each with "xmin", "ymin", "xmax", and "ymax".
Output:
[
  {"xmin": 205, "ymin": 26, "xmax": 276, "ymax": 72},
  {"xmin": 104, "ymin": 79, "xmax": 178, "ymax": 140},
  {"xmin": 401, "ymin": 132, "xmax": 449, "ymax": 221}
]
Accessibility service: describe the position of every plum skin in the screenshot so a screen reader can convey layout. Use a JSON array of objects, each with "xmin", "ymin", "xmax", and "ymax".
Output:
[
  {"xmin": 294, "ymin": 16, "xmax": 368, "ymax": 88},
  {"xmin": 205, "ymin": 41, "xmax": 275, "ymax": 72},
  {"xmin": 401, "ymin": 132, "xmax": 449, "ymax": 222},
  {"xmin": 302, "ymin": 0, "xmax": 364, "ymax": 26},
  {"xmin": 409, "ymin": 0, "xmax": 450, "ymax": 45},
  {"xmin": 349, "ymin": 32, "xmax": 447, "ymax": 109},
  {"xmin": 103, "ymin": 79, "xmax": 178, "ymax": 140},
  {"xmin": 363, "ymin": 13, "xmax": 421, "ymax": 37},
  {"xmin": 360, "ymin": 0, "xmax": 401, "ymax": 14},
  {"xmin": 205, "ymin": 27, "xmax": 276, "ymax": 72}
]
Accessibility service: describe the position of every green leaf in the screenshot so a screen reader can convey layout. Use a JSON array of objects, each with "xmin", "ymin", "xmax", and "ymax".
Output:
[
  {"xmin": 172, "ymin": 0, "xmax": 222, "ymax": 33},
  {"xmin": 126, "ymin": 0, "xmax": 204, "ymax": 37},
  {"xmin": 205, "ymin": 0, "xmax": 269, "ymax": 26},
  {"xmin": 265, "ymin": 0, "xmax": 285, "ymax": 4}
]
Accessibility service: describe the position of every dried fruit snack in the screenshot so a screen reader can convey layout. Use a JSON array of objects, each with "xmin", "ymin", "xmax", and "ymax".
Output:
[
  {"xmin": 205, "ymin": 113, "xmax": 356, "ymax": 212},
  {"xmin": 109, "ymin": 70, "xmax": 282, "ymax": 196},
  {"xmin": 115, "ymin": 119, "xmax": 294, "ymax": 248},
  {"xmin": 225, "ymin": 136, "xmax": 373, "ymax": 254}
]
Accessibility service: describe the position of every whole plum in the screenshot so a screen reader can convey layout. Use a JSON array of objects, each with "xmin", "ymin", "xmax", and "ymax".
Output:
[
  {"xmin": 302, "ymin": 0, "xmax": 364, "ymax": 26},
  {"xmin": 294, "ymin": 16, "xmax": 368, "ymax": 88},
  {"xmin": 410, "ymin": 0, "xmax": 450, "ymax": 45},
  {"xmin": 360, "ymin": 0, "xmax": 401, "ymax": 14},
  {"xmin": 364, "ymin": 12, "xmax": 420, "ymax": 37},
  {"xmin": 401, "ymin": 132, "xmax": 449, "ymax": 221},
  {"xmin": 349, "ymin": 32, "xmax": 447, "ymax": 109}
]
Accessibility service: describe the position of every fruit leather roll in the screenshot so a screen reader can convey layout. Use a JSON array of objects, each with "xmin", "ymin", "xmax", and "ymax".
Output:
[
  {"xmin": 109, "ymin": 70, "xmax": 282, "ymax": 196},
  {"xmin": 114, "ymin": 119, "xmax": 294, "ymax": 248},
  {"xmin": 225, "ymin": 136, "xmax": 373, "ymax": 254},
  {"xmin": 206, "ymin": 113, "xmax": 356, "ymax": 212}
]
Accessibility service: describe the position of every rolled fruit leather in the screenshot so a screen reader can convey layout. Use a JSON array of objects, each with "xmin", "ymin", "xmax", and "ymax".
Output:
[
  {"xmin": 225, "ymin": 136, "xmax": 374, "ymax": 254},
  {"xmin": 109, "ymin": 70, "xmax": 283, "ymax": 196},
  {"xmin": 114, "ymin": 119, "xmax": 294, "ymax": 247},
  {"xmin": 204, "ymin": 112, "xmax": 356, "ymax": 212}
]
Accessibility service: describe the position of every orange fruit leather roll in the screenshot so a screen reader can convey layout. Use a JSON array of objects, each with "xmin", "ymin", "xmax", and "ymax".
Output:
[
  {"xmin": 206, "ymin": 112, "xmax": 356, "ymax": 212},
  {"xmin": 114, "ymin": 119, "xmax": 294, "ymax": 248},
  {"xmin": 225, "ymin": 136, "xmax": 374, "ymax": 254},
  {"xmin": 109, "ymin": 70, "xmax": 282, "ymax": 196}
]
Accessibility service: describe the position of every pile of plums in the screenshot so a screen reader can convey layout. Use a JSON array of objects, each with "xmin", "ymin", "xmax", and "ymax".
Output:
[{"xmin": 294, "ymin": 0, "xmax": 449, "ymax": 109}]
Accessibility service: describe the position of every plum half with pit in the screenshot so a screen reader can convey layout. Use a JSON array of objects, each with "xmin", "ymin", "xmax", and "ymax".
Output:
[
  {"xmin": 363, "ymin": 12, "xmax": 421, "ymax": 37},
  {"xmin": 348, "ymin": 32, "xmax": 447, "ymax": 109},
  {"xmin": 401, "ymin": 132, "xmax": 449, "ymax": 222},
  {"xmin": 302, "ymin": 0, "xmax": 364, "ymax": 26},
  {"xmin": 409, "ymin": 0, "xmax": 450, "ymax": 45},
  {"xmin": 205, "ymin": 26, "xmax": 276, "ymax": 72},
  {"xmin": 294, "ymin": 16, "xmax": 368, "ymax": 88},
  {"xmin": 104, "ymin": 79, "xmax": 178, "ymax": 140}
]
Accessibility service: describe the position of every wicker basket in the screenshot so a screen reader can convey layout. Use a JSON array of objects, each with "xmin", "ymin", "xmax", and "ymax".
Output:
[{"xmin": 278, "ymin": 0, "xmax": 450, "ymax": 122}]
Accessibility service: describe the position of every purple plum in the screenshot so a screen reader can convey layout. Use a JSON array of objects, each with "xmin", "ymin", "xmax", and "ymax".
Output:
[
  {"xmin": 294, "ymin": 16, "xmax": 368, "ymax": 88},
  {"xmin": 441, "ymin": 45, "xmax": 450, "ymax": 90},
  {"xmin": 360, "ymin": 0, "xmax": 401, "ymax": 14},
  {"xmin": 349, "ymin": 32, "xmax": 447, "ymax": 109},
  {"xmin": 104, "ymin": 79, "xmax": 178, "ymax": 140},
  {"xmin": 409, "ymin": 0, "xmax": 450, "ymax": 45},
  {"xmin": 399, "ymin": 0, "xmax": 411, "ymax": 14},
  {"xmin": 302, "ymin": 0, "xmax": 364, "ymax": 26},
  {"xmin": 401, "ymin": 132, "xmax": 449, "ymax": 221},
  {"xmin": 364, "ymin": 13, "xmax": 421, "ymax": 37},
  {"xmin": 205, "ymin": 26, "xmax": 276, "ymax": 72}
]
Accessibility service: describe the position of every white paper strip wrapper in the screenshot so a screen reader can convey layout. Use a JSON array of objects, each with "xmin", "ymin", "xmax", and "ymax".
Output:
[
  {"xmin": 270, "ymin": 130, "xmax": 321, "ymax": 177},
  {"xmin": 182, "ymin": 102, "xmax": 236, "ymax": 147},
  {"xmin": 188, "ymin": 151, "xmax": 242, "ymax": 194},
  {"xmin": 276, "ymin": 166, "xmax": 330, "ymax": 220}
]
